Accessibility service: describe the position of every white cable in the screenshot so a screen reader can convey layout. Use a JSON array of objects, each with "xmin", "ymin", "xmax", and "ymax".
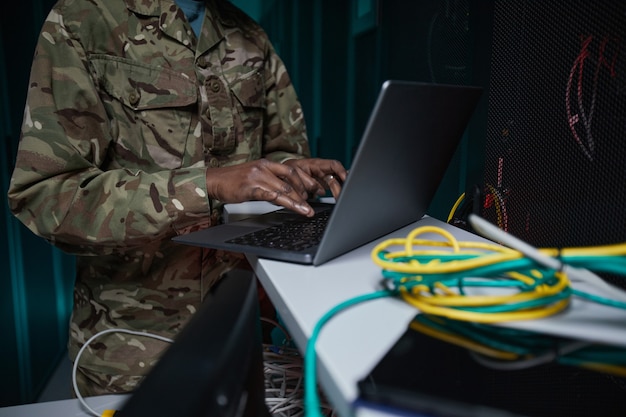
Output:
[
  {"xmin": 260, "ymin": 317, "xmax": 291, "ymax": 341},
  {"xmin": 263, "ymin": 341, "xmax": 335, "ymax": 416},
  {"xmin": 72, "ymin": 328, "xmax": 173, "ymax": 417},
  {"xmin": 73, "ymin": 323, "xmax": 334, "ymax": 417},
  {"xmin": 469, "ymin": 213, "xmax": 563, "ymax": 270},
  {"xmin": 469, "ymin": 213, "xmax": 626, "ymax": 302}
]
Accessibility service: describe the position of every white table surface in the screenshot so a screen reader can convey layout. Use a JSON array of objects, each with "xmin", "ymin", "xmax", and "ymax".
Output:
[
  {"xmin": 0, "ymin": 395, "xmax": 128, "ymax": 417},
  {"xmin": 4, "ymin": 206, "xmax": 625, "ymax": 417},
  {"xmin": 249, "ymin": 214, "xmax": 626, "ymax": 417}
]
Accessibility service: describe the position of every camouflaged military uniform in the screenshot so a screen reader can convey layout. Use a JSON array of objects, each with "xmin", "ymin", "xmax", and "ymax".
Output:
[{"xmin": 7, "ymin": 0, "xmax": 309, "ymax": 395}]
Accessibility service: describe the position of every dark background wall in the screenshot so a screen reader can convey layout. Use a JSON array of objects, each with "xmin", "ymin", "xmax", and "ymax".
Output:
[
  {"xmin": 1, "ymin": 0, "xmax": 76, "ymax": 406},
  {"xmin": 0, "ymin": 0, "xmax": 492, "ymax": 406}
]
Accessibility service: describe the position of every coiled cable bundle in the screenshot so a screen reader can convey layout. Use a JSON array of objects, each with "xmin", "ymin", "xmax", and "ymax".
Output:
[
  {"xmin": 369, "ymin": 214, "xmax": 626, "ymax": 377},
  {"xmin": 303, "ymin": 215, "xmax": 626, "ymax": 417},
  {"xmin": 371, "ymin": 215, "xmax": 626, "ymax": 324}
]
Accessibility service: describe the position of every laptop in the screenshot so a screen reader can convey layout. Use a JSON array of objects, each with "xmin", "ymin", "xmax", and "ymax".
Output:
[{"xmin": 173, "ymin": 80, "xmax": 482, "ymax": 265}]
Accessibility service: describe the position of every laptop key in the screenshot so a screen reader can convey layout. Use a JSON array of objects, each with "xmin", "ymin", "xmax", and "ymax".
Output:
[{"xmin": 227, "ymin": 210, "xmax": 331, "ymax": 252}]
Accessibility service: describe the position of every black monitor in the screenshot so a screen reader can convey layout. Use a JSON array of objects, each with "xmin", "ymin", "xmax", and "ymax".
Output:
[{"xmin": 116, "ymin": 268, "xmax": 271, "ymax": 417}]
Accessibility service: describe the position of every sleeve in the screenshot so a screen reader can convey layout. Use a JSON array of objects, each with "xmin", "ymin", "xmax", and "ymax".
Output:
[
  {"xmin": 6, "ymin": 7, "xmax": 212, "ymax": 256},
  {"xmin": 261, "ymin": 40, "xmax": 312, "ymax": 163}
]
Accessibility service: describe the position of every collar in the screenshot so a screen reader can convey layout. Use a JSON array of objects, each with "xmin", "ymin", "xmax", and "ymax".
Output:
[
  {"xmin": 123, "ymin": 0, "xmax": 162, "ymax": 17},
  {"xmin": 123, "ymin": 0, "xmax": 227, "ymax": 53},
  {"xmin": 196, "ymin": 0, "xmax": 227, "ymax": 54}
]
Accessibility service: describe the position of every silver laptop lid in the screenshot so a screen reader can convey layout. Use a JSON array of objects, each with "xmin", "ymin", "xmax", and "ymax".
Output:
[{"xmin": 313, "ymin": 80, "xmax": 482, "ymax": 265}]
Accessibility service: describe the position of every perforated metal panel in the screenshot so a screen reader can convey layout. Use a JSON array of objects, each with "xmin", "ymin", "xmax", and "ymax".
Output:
[
  {"xmin": 478, "ymin": 5, "xmax": 626, "ymax": 408},
  {"xmin": 482, "ymin": 1, "xmax": 626, "ymax": 254}
]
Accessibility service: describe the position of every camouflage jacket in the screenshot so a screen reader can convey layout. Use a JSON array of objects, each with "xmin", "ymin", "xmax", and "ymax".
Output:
[{"xmin": 7, "ymin": 0, "xmax": 309, "ymax": 395}]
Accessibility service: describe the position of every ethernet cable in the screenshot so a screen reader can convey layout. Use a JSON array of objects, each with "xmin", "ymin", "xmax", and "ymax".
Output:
[
  {"xmin": 72, "ymin": 328, "xmax": 173, "ymax": 417},
  {"xmin": 411, "ymin": 314, "xmax": 626, "ymax": 377},
  {"xmin": 370, "ymin": 215, "xmax": 626, "ymax": 323},
  {"xmin": 75, "ymin": 324, "xmax": 320, "ymax": 417},
  {"xmin": 304, "ymin": 215, "xmax": 626, "ymax": 417}
]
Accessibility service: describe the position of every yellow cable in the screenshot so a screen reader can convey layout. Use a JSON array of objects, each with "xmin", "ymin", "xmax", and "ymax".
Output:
[
  {"xmin": 486, "ymin": 184, "xmax": 505, "ymax": 230},
  {"xmin": 401, "ymin": 294, "xmax": 570, "ymax": 323},
  {"xmin": 372, "ymin": 229, "xmax": 523, "ymax": 275},
  {"xmin": 372, "ymin": 223, "xmax": 626, "ymax": 327},
  {"xmin": 577, "ymin": 362, "xmax": 626, "ymax": 378},
  {"xmin": 409, "ymin": 320, "xmax": 519, "ymax": 360},
  {"xmin": 402, "ymin": 271, "xmax": 569, "ymax": 307},
  {"xmin": 373, "ymin": 230, "xmax": 626, "ymax": 275},
  {"xmin": 384, "ymin": 222, "xmax": 626, "ymax": 378},
  {"xmin": 447, "ymin": 192, "xmax": 465, "ymax": 223}
]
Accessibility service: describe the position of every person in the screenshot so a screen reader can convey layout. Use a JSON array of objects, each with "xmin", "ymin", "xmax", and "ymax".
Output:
[{"xmin": 7, "ymin": 0, "xmax": 347, "ymax": 396}]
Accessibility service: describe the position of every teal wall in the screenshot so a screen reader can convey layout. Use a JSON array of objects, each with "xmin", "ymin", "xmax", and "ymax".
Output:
[
  {"xmin": 1, "ymin": 0, "xmax": 75, "ymax": 407},
  {"xmin": 245, "ymin": 0, "xmax": 491, "ymax": 217},
  {"xmin": 1, "ymin": 0, "xmax": 491, "ymax": 406}
]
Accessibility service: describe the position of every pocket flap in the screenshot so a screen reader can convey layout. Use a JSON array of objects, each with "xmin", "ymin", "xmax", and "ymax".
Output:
[
  {"xmin": 230, "ymin": 70, "xmax": 266, "ymax": 109},
  {"xmin": 91, "ymin": 56, "xmax": 197, "ymax": 110}
]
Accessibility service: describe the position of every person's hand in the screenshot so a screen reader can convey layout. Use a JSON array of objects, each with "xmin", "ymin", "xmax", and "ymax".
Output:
[
  {"xmin": 282, "ymin": 158, "xmax": 348, "ymax": 200},
  {"xmin": 206, "ymin": 158, "xmax": 345, "ymax": 217}
]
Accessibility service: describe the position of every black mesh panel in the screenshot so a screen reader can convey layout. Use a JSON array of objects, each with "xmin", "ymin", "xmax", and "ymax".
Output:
[{"xmin": 482, "ymin": 1, "xmax": 626, "ymax": 290}]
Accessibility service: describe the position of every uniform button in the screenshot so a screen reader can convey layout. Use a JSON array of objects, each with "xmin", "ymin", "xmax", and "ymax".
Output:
[
  {"xmin": 198, "ymin": 57, "xmax": 208, "ymax": 69},
  {"xmin": 209, "ymin": 80, "xmax": 221, "ymax": 93},
  {"xmin": 205, "ymin": 108, "xmax": 211, "ymax": 118},
  {"xmin": 128, "ymin": 91, "xmax": 140, "ymax": 106},
  {"xmin": 209, "ymin": 158, "xmax": 219, "ymax": 168}
]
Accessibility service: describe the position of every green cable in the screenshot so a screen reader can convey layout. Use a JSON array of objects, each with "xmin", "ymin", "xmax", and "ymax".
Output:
[
  {"xmin": 302, "ymin": 242, "xmax": 626, "ymax": 416},
  {"xmin": 304, "ymin": 290, "xmax": 394, "ymax": 417},
  {"xmin": 414, "ymin": 314, "xmax": 626, "ymax": 373},
  {"xmin": 571, "ymin": 289, "xmax": 626, "ymax": 309}
]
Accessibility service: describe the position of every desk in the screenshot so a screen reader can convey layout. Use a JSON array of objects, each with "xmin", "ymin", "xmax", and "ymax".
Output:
[
  {"xmin": 0, "ymin": 395, "xmax": 128, "ymax": 417},
  {"xmin": 4, "ymin": 212, "xmax": 625, "ymax": 417},
  {"xmin": 249, "ymin": 215, "xmax": 626, "ymax": 417}
]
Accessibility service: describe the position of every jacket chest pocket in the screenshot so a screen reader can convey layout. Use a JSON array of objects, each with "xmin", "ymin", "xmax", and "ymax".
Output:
[
  {"xmin": 91, "ymin": 56, "xmax": 197, "ymax": 170},
  {"xmin": 228, "ymin": 70, "xmax": 266, "ymax": 159}
]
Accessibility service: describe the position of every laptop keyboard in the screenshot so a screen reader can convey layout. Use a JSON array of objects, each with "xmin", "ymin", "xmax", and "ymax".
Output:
[{"xmin": 226, "ymin": 209, "xmax": 331, "ymax": 252}]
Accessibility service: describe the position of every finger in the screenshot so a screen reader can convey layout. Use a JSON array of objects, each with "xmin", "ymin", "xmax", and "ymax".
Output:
[
  {"xmin": 280, "ymin": 161, "xmax": 324, "ymax": 197},
  {"xmin": 285, "ymin": 170, "xmax": 323, "ymax": 198},
  {"xmin": 270, "ymin": 162, "xmax": 311, "ymax": 199},
  {"xmin": 283, "ymin": 158, "xmax": 347, "ymax": 198},
  {"xmin": 251, "ymin": 186, "xmax": 313, "ymax": 216},
  {"xmin": 317, "ymin": 158, "xmax": 346, "ymax": 182},
  {"xmin": 247, "ymin": 165, "xmax": 313, "ymax": 215},
  {"xmin": 316, "ymin": 159, "xmax": 348, "ymax": 182},
  {"xmin": 329, "ymin": 161, "xmax": 349, "ymax": 183},
  {"xmin": 323, "ymin": 174, "xmax": 343, "ymax": 199},
  {"xmin": 274, "ymin": 194, "xmax": 314, "ymax": 216},
  {"xmin": 258, "ymin": 161, "xmax": 317, "ymax": 215}
]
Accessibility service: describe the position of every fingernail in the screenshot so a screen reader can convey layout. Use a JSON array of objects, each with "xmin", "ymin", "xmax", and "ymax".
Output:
[{"xmin": 298, "ymin": 204, "xmax": 310, "ymax": 214}]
